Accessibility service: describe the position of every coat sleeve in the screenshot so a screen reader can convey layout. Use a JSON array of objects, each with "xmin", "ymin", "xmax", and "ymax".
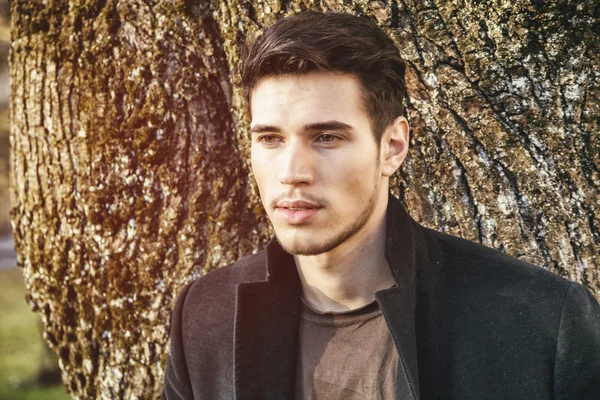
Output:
[
  {"xmin": 161, "ymin": 281, "xmax": 195, "ymax": 400},
  {"xmin": 553, "ymin": 282, "xmax": 600, "ymax": 399}
]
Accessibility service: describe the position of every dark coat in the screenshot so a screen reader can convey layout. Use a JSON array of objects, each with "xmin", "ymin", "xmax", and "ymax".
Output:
[{"xmin": 161, "ymin": 192, "xmax": 600, "ymax": 400}]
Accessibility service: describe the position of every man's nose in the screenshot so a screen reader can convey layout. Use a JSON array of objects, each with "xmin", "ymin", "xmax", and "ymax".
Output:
[{"xmin": 278, "ymin": 139, "xmax": 314, "ymax": 186}]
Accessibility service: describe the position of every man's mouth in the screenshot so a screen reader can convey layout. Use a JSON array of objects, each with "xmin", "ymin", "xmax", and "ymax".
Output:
[
  {"xmin": 275, "ymin": 206, "xmax": 321, "ymax": 224},
  {"xmin": 276, "ymin": 199, "xmax": 321, "ymax": 209}
]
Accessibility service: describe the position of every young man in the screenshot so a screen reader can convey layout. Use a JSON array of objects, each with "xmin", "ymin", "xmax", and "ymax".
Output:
[{"xmin": 162, "ymin": 11, "xmax": 600, "ymax": 400}]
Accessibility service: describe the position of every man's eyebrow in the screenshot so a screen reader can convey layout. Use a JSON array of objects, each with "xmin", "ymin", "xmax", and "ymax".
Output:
[
  {"xmin": 249, "ymin": 121, "xmax": 354, "ymax": 134},
  {"xmin": 303, "ymin": 121, "xmax": 354, "ymax": 132},
  {"xmin": 249, "ymin": 124, "xmax": 282, "ymax": 134}
]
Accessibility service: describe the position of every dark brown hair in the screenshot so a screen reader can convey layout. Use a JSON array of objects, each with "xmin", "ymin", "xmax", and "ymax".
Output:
[{"xmin": 236, "ymin": 11, "xmax": 407, "ymax": 143}]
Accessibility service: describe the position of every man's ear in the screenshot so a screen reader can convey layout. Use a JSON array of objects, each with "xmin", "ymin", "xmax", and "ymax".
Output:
[{"xmin": 380, "ymin": 116, "xmax": 410, "ymax": 177}]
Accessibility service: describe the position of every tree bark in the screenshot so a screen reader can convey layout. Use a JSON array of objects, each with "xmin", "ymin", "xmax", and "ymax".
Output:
[{"xmin": 9, "ymin": 0, "xmax": 599, "ymax": 398}]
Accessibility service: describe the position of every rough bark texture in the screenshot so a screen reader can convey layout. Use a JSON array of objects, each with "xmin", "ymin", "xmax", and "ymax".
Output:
[
  {"xmin": 0, "ymin": 0, "xmax": 11, "ymax": 235},
  {"xmin": 9, "ymin": 0, "xmax": 599, "ymax": 398}
]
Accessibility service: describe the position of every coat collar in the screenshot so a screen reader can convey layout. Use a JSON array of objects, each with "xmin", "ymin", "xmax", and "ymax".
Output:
[{"xmin": 234, "ymin": 191, "xmax": 434, "ymax": 400}]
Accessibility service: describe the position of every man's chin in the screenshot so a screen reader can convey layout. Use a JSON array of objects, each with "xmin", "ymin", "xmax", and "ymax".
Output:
[
  {"xmin": 274, "ymin": 229, "xmax": 347, "ymax": 256},
  {"xmin": 274, "ymin": 234, "xmax": 330, "ymax": 256}
]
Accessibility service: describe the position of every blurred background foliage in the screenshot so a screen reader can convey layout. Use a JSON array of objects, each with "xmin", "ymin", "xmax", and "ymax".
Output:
[{"xmin": 0, "ymin": 269, "xmax": 68, "ymax": 399}]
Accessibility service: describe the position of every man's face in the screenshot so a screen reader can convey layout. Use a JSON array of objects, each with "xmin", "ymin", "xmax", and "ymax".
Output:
[{"xmin": 249, "ymin": 71, "xmax": 386, "ymax": 256}]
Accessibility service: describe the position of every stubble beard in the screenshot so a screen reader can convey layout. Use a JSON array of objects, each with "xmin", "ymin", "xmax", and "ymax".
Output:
[{"xmin": 275, "ymin": 179, "xmax": 381, "ymax": 256}]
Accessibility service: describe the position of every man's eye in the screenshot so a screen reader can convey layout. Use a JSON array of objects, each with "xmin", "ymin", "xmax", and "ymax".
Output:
[
  {"xmin": 318, "ymin": 134, "xmax": 339, "ymax": 143},
  {"xmin": 258, "ymin": 135, "xmax": 280, "ymax": 145},
  {"xmin": 256, "ymin": 134, "xmax": 339, "ymax": 145}
]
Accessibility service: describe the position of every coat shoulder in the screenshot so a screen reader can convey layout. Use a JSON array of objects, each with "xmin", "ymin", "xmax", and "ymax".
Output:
[
  {"xmin": 414, "ymin": 229, "xmax": 600, "ymax": 399},
  {"xmin": 424, "ymin": 227, "xmax": 572, "ymax": 296},
  {"xmin": 418, "ymin": 227, "xmax": 575, "ymax": 369}
]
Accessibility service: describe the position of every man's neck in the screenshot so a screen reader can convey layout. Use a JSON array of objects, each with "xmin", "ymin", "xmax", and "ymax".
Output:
[{"xmin": 293, "ymin": 203, "xmax": 396, "ymax": 313}]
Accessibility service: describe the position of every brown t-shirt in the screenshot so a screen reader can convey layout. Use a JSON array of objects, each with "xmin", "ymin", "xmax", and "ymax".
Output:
[{"xmin": 295, "ymin": 297, "xmax": 398, "ymax": 399}]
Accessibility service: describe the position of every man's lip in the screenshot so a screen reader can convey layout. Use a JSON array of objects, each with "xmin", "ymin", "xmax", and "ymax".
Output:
[
  {"xmin": 275, "ymin": 207, "xmax": 320, "ymax": 224},
  {"xmin": 275, "ymin": 206, "xmax": 321, "ymax": 210},
  {"xmin": 276, "ymin": 200, "xmax": 321, "ymax": 209}
]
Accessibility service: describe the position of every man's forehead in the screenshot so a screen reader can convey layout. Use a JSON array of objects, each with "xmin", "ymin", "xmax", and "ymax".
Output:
[
  {"xmin": 255, "ymin": 72, "xmax": 362, "ymax": 100},
  {"xmin": 249, "ymin": 72, "xmax": 365, "ymax": 128}
]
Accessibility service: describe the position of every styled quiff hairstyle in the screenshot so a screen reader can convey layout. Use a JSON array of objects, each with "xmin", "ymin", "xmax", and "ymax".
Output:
[{"xmin": 236, "ymin": 11, "xmax": 407, "ymax": 143}]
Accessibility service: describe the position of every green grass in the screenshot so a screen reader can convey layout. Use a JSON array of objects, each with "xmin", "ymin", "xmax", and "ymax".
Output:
[{"xmin": 0, "ymin": 268, "xmax": 70, "ymax": 400}]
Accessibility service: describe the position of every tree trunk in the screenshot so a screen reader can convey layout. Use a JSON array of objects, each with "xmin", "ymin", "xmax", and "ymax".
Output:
[{"xmin": 9, "ymin": 0, "xmax": 599, "ymax": 398}]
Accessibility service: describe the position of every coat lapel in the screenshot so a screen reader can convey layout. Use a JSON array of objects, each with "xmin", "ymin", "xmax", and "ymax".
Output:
[
  {"xmin": 234, "ymin": 237, "xmax": 301, "ymax": 400},
  {"xmin": 375, "ymin": 286, "xmax": 419, "ymax": 400},
  {"xmin": 374, "ymin": 192, "xmax": 420, "ymax": 400}
]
